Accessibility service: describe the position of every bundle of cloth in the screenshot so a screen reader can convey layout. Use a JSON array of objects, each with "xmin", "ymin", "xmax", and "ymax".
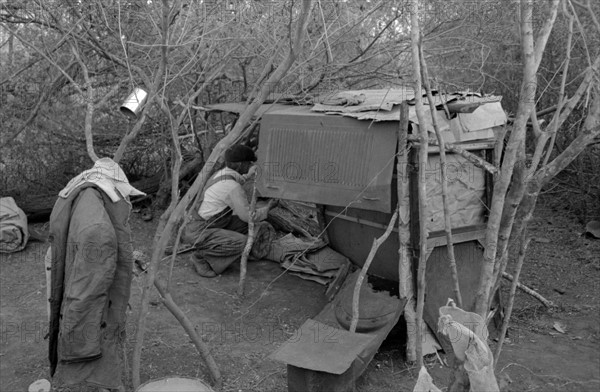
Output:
[
  {"xmin": 0, "ymin": 196, "xmax": 29, "ymax": 253},
  {"xmin": 267, "ymin": 233, "xmax": 349, "ymax": 285},
  {"xmin": 413, "ymin": 299, "xmax": 500, "ymax": 392}
]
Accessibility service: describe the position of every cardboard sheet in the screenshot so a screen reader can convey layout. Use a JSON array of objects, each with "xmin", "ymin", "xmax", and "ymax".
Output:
[
  {"xmin": 269, "ymin": 319, "xmax": 375, "ymax": 374},
  {"xmin": 425, "ymin": 153, "xmax": 486, "ymax": 233}
]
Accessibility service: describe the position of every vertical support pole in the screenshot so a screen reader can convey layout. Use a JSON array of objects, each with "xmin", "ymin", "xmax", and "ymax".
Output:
[{"xmin": 396, "ymin": 102, "xmax": 417, "ymax": 362}]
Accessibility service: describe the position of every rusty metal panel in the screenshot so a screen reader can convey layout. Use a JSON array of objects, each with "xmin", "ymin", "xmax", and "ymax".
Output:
[{"xmin": 256, "ymin": 107, "xmax": 397, "ymax": 212}]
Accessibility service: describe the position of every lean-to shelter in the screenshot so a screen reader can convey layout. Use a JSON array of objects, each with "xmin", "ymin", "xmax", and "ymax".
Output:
[{"xmin": 206, "ymin": 88, "xmax": 507, "ymax": 391}]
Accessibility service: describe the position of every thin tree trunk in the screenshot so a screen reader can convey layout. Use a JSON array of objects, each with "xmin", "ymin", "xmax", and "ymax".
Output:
[
  {"xmin": 396, "ymin": 102, "xmax": 417, "ymax": 362},
  {"xmin": 491, "ymin": 56, "xmax": 599, "ymax": 306},
  {"xmin": 510, "ymin": 89, "xmax": 600, "ymax": 258},
  {"xmin": 153, "ymin": 279, "xmax": 221, "ymax": 385},
  {"xmin": 408, "ymin": 0, "xmax": 429, "ymax": 369},
  {"xmin": 350, "ymin": 208, "xmax": 398, "ymax": 333},
  {"xmin": 238, "ymin": 186, "xmax": 257, "ymax": 297},
  {"xmin": 113, "ymin": 99, "xmax": 151, "ymax": 164},
  {"xmin": 474, "ymin": 0, "xmax": 559, "ymax": 317},
  {"xmin": 132, "ymin": 1, "xmax": 189, "ymax": 389},
  {"xmin": 541, "ymin": 8, "xmax": 574, "ymax": 168},
  {"xmin": 71, "ymin": 43, "xmax": 99, "ymax": 163},
  {"xmin": 131, "ymin": 1, "xmax": 314, "ymax": 388},
  {"xmin": 489, "ymin": 140, "xmax": 526, "ymax": 304},
  {"xmin": 494, "ymin": 231, "xmax": 531, "ymax": 364},
  {"xmin": 420, "ymin": 45, "xmax": 462, "ymax": 308}
]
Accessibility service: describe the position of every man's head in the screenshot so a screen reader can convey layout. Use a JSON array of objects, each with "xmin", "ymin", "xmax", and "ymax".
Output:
[{"xmin": 225, "ymin": 145, "xmax": 257, "ymax": 175}]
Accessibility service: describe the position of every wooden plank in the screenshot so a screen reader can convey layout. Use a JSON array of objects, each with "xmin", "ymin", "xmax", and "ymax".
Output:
[{"xmin": 426, "ymin": 225, "xmax": 487, "ymax": 248}]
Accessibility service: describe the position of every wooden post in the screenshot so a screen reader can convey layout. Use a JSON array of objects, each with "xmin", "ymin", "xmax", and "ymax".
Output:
[
  {"xmin": 396, "ymin": 102, "xmax": 417, "ymax": 362},
  {"xmin": 408, "ymin": 0, "xmax": 430, "ymax": 368}
]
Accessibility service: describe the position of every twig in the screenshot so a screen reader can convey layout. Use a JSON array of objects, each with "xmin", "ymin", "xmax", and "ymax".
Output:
[
  {"xmin": 495, "ymin": 231, "xmax": 531, "ymax": 364},
  {"xmin": 238, "ymin": 185, "xmax": 258, "ymax": 297},
  {"xmin": 501, "ymin": 272, "xmax": 554, "ymax": 308},
  {"xmin": 350, "ymin": 207, "xmax": 398, "ymax": 333}
]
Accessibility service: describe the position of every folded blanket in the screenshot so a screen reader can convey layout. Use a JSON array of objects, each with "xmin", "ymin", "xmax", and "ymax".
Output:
[
  {"xmin": 268, "ymin": 233, "xmax": 349, "ymax": 284},
  {"xmin": 0, "ymin": 197, "xmax": 29, "ymax": 253}
]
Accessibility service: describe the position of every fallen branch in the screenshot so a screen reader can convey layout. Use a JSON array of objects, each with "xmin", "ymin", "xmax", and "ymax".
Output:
[
  {"xmin": 239, "ymin": 186, "xmax": 258, "ymax": 297},
  {"xmin": 502, "ymin": 272, "xmax": 554, "ymax": 308},
  {"xmin": 350, "ymin": 207, "xmax": 398, "ymax": 333}
]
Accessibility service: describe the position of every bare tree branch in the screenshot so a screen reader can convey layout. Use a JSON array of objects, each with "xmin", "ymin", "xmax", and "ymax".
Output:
[{"xmin": 70, "ymin": 41, "xmax": 99, "ymax": 162}]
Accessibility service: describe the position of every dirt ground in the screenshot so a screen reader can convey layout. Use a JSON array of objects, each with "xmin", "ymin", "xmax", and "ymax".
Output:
[{"xmin": 1, "ymin": 202, "xmax": 599, "ymax": 392}]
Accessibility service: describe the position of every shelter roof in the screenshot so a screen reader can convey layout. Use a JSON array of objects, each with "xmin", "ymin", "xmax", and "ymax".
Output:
[{"xmin": 203, "ymin": 88, "xmax": 507, "ymax": 136}]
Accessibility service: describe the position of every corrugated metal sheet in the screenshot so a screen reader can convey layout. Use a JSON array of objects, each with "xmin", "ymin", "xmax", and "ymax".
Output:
[{"xmin": 256, "ymin": 107, "xmax": 397, "ymax": 213}]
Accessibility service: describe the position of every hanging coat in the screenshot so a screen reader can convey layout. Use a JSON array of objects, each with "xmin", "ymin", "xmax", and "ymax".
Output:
[{"xmin": 48, "ymin": 183, "xmax": 134, "ymax": 389}]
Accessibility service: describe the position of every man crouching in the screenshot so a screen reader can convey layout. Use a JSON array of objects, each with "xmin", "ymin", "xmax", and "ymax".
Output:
[{"xmin": 183, "ymin": 145, "xmax": 277, "ymax": 277}]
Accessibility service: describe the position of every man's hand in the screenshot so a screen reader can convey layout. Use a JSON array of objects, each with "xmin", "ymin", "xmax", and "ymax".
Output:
[{"xmin": 245, "ymin": 165, "xmax": 258, "ymax": 180}]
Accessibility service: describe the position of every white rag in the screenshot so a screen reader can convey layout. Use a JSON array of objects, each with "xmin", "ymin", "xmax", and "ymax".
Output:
[{"xmin": 58, "ymin": 157, "xmax": 146, "ymax": 202}]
